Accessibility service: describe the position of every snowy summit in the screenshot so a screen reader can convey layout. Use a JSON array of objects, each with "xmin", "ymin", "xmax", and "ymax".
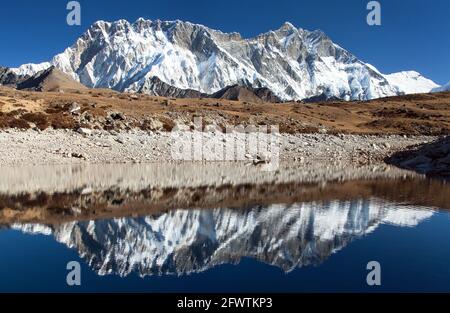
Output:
[{"xmin": 12, "ymin": 19, "xmax": 440, "ymax": 101}]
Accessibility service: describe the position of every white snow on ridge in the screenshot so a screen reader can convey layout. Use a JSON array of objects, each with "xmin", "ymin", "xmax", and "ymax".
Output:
[
  {"xmin": 384, "ymin": 71, "xmax": 440, "ymax": 94},
  {"xmin": 9, "ymin": 19, "xmax": 440, "ymax": 100},
  {"xmin": 11, "ymin": 62, "xmax": 52, "ymax": 76}
]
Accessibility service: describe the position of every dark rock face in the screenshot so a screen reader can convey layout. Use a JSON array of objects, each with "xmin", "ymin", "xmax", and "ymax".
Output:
[
  {"xmin": 211, "ymin": 84, "xmax": 282, "ymax": 103},
  {"xmin": 303, "ymin": 93, "xmax": 343, "ymax": 103},
  {"xmin": 211, "ymin": 85, "xmax": 263, "ymax": 103},
  {"xmin": 253, "ymin": 87, "xmax": 283, "ymax": 103},
  {"xmin": 386, "ymin": 136, "xmax": 450, "ymax": 179},
  {"xmin": 0, "ymin": 66, "xmax": 29, "ymax": 87},
  {"xmin": 141, "ymin": 78, "xmax": 282, "ymax": 103},
  {"xmin": 16, "ymin": 67, "xmax": 52, "ymax": 90},
  {"xmin": 139, "ymin": 76, "xmax": 207, "ymax": 98}
]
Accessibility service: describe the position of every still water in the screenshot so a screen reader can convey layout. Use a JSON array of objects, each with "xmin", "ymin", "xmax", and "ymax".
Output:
[{"xmin": 0, "ymin": 163, "xmax": 449, "ymax": 292}]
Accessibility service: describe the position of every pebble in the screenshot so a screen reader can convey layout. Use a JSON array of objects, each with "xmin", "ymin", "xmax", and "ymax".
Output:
[
  {"xmin": 69, "ymin": 102, "xmax": 81, "ymax": 114},
  {"xmin": 77, "ymin": 128, "xmax": 92, "ymax": 136}
]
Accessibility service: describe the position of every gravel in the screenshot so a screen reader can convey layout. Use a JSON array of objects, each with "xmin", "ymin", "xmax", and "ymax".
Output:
[{"xmin": 0, "ymin": 128, "xmax": 438, "ymax": 166}]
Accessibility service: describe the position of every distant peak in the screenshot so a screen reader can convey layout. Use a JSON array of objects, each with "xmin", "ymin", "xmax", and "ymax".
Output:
[
  {"xmin": 132, "ymin": 17, "xmax": 152, "ymax": 30},
  {"xmin": 134, "ymin": 17, "xmax": 150, "ymax": 23},
  {"xmin": 114, "ymin": 19, "xmax": 130, "ymax": 25},
  {"xmin": 91, "ymin": 20, "xmax": 110, "ymax": 28},
  {"xmin": 281, "ymin": 21, "xmax": 296, "ymax": 30},
  {"xmin": 273, "ymin": 21, "xmax": 298, "ymax": 35},
  {"xmin": 386, "ymin": 71, "xmax": 423, "ymax": 78}
]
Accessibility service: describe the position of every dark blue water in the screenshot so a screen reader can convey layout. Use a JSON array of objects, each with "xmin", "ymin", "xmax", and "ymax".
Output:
[{"xmin": 1, "ymin": 205, "xmax": 449, "ymax": 293}]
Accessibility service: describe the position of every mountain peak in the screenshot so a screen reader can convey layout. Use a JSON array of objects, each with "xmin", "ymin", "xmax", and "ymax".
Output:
[
  {"xmin": 11, "ymin": 18, "xmax": 438, "ymax": 100},
  {"xmin": 91, "ymin": 20, "xmax": 110, "ymax": 29},
  {"xmin": 134, "ymin": 17, "xmax": 149, "ymax": 23},
  {"xmin": 269, "ymin": 21, "xmax": 299, "ymax": 38},
  {"xmin": 384, "ymin": 71, "xmax": 439, "ymax": 94},
  {"xmin": 279, "ymin": 21, "xmax": 296, "ymax": 30}
]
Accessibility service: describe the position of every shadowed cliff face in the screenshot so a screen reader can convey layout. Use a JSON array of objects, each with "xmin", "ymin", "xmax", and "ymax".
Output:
[
  {"xmin": 0, "ymin": 67, "xmax": 26, "ymax": 86},
  {"xmin": 13, "ymin": 199, "xmax": 434, "ymax": 277}
]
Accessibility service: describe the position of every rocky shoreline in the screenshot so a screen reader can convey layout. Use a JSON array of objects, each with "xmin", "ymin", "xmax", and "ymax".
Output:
[
  {"xmin": 387, "ymin": 136, "xmax": 450, "ymax": 179},
  {"xmin": 3, "ymin": 160, "xmax": 449, "ymax": 226},
  {"xmin": 1, "ymin": 88, "xmax": 449, "ymax": 176},
  {"xmin": 0, "ymin": 128, "xmax": 439, "ymax": 167}
]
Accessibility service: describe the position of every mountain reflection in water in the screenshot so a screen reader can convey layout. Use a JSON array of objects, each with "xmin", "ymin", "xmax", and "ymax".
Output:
[
  {"xmin": 13, "ymin": 200, "xmax": 434, "ymax": 277},
  {"xmin": 1, "ymin": 163, "xmax": 448, "ymax": 280}
]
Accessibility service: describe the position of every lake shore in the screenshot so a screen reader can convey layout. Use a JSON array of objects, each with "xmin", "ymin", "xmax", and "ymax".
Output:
[
  {"xmin": 1, "ymin": 87, "xmax": 449, "ymax": 175},
  {"xmin": 3, "ymin": 160, "xmax": 449, "ymax": 226},
  {"xmin": 0, "ymin": 128, "xmax": 439, "ymax": 167},
  {"xmin": 387, "ymin": 136, "xmax": 450, "ymax": 179}
]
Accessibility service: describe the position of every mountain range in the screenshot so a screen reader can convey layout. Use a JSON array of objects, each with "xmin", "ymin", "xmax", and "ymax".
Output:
[
  {"xmin": 4, "ymin": 19, "xmax": 444, "ymax": 101},
  {"xmin": 13, "ymin": 199, "xmax": 433, "ymax": 277}
]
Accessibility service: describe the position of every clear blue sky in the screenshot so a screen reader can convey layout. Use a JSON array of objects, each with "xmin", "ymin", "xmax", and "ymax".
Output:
[{"xmin": 0, "ymin": 0, "xmax": 448, "ymax": 84}]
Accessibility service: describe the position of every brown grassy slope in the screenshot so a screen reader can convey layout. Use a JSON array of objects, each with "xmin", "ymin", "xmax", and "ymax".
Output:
[
  {"xmin": 0, "ymin": 86, "xmax": 449, "ymax": 135},
  {"xmin": 17, "ymin": 67, "xmax": 87, "ymax": 92}
]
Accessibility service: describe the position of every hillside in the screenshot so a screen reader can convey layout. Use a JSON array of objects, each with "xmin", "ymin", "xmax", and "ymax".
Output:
[
  {"xmin": 17, "ymin": 66, "xmax": 87, "ymax": 92},
  {"xmin": 0, "ymin": 87, "xmax": 449, "ymax": 135}
]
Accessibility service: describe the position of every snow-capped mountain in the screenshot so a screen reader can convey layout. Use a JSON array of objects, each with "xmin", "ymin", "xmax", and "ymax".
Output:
[
  {"xmin": 432, "ymin": 81, "xmax": 450, "ymax": 92},
  {"xmin": 11, "ymin": 62, "xmax": 52, "ymax": 77},
  {"xmin": 12, "ymin": 199, "xmax": 433, "ymax": 277},
  {"xmin": 384, "ymin": 71, "xmax": 440, "ymax": 94},
  {"xmin": 0, "ymin": 66, "xmax": 28, "ymax": 86},
  {"xmin": 11, "ymin": 18, "xmax": 439, "ymax": 101}
]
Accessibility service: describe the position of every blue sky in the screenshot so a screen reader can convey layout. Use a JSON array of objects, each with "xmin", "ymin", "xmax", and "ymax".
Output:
[{"xmin": 0, "ymin": 0, "xmax": 448, "ymax": 84}]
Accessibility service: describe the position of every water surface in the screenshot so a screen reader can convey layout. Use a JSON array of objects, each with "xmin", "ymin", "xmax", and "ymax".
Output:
[{"xmin": 0, "ymin": 163, "xmax": 449, "ymax": 292}]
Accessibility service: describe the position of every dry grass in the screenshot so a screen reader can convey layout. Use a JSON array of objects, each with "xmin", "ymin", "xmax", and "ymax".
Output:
[
  {"xmin": 21, "ymin": 112, "xmax": 49, "ymax": 130},
  {"xmin": 0, "ymin": 86, "xmax": 449, "ymax": 135}
]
